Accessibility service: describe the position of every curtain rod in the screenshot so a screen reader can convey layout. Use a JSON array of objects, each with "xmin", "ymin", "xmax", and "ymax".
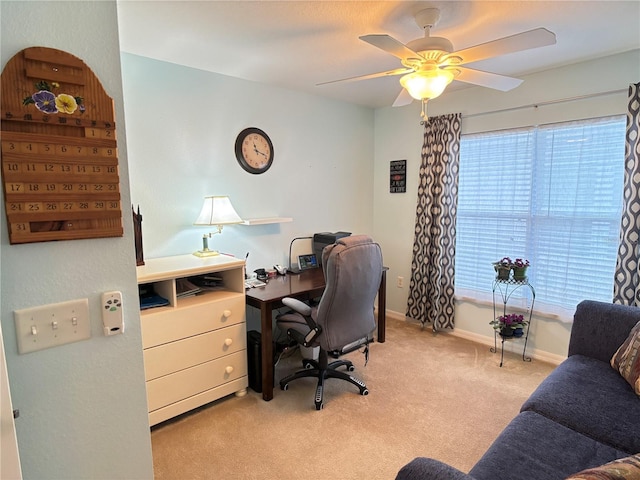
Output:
[{"xmin": 463, "ymin": 88, "xmax": 628, "ymax": 119}]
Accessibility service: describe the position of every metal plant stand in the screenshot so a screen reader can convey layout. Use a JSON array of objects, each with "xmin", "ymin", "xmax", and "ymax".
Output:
[{"xmin": 491, "ymin": 277, "xmax": 536, "ymax": 367}]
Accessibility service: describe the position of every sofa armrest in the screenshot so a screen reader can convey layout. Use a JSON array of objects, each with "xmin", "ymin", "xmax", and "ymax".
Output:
[
  {"xmin": 396, "ymin": 458, "xmax": 476, "ymax": 480},
  {"xmin": 568, "ymin": 300, "xmax": 640, "ymax": 362}
]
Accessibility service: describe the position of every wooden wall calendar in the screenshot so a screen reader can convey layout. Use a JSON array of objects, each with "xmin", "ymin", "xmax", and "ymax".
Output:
[{"xmin": 1, "ymin": 46, "xmax": 123, "ymax": 244}]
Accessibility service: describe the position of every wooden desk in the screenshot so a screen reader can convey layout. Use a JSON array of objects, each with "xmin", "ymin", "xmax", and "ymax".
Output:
[{"xmin": 245, "ymin": 268, "xmax": 387, "ymax": 401}]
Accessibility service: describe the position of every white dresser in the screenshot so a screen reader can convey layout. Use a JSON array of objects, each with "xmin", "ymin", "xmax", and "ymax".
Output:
[{"xmin": 137, "ymin": 254, "xmax": 247, "ymax": 426}]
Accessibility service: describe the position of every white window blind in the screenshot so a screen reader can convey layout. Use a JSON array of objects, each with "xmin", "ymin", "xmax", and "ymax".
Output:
[{"xmin": 456, "ymin": 116, "xmax": 626, "ymax": 320}]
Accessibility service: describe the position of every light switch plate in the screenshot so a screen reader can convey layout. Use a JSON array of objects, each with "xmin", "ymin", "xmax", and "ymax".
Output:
[{"xmin": 14, "ymin": 298, "xmax": 90, "ymax": 354}]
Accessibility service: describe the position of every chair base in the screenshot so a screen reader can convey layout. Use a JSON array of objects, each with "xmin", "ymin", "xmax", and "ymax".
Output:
[{"xmin": 279, "ymin": 350, "xmax": 369, "ymax": 410}]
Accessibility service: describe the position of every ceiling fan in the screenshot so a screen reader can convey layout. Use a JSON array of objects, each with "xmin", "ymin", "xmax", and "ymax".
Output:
[{"xmin": 319, "ymin": 8, "xmax": 556, "ymax": 119}]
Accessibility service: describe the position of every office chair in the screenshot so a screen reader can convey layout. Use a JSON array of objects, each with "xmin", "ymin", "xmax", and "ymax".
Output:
[{"xmin": 276, "ymin": 235, "xmax": 383, "ymax": 410}]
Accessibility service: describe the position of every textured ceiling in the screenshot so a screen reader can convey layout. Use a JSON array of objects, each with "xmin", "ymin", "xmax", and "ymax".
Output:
[{"xmin": 117, "ymin": 1, "xmax": 640, "ymax": 108}]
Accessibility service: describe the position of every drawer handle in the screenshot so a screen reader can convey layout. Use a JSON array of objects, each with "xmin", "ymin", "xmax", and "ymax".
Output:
[
  {"xmin": 224, "ymin": 338, "xmax": 233, "ymax": 347},
  {"xmin": 225, "ymin": 366, "xmax": 234, "ymax": 374},
  {"xmin": 223, "ymin": 310, "xmax": 232, "ymax": 318}
]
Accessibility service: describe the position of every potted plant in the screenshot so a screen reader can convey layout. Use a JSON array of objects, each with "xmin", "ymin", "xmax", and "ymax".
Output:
[
  {"xmin": 490, "ymin": 313, "xmax": 528, "ymax": 338},
  {"xmin": 492, "ymin": 257, "xmax": 513, "ymax": 280},
  {"xmin": 513, "ymin": 258, "xmax": 530, "ymax": 281}
]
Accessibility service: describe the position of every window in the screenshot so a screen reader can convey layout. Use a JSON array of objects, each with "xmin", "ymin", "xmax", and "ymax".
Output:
[{"xmin": 455, "ymin": 116, "xmax": 626, "ymax": 319}]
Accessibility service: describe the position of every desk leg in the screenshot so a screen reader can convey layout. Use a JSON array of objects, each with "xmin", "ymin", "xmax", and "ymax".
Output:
[
  {"xmin": 260, "ymin": 303, "xmax": 274, "ymax": 401},
  {"xmin": 377, "ymin": 270, "xmax": 386, "ymax": 343}
]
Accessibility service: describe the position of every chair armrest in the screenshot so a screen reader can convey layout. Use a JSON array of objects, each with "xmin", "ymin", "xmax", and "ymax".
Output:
[
  {"xmin": 282, "ymin": 297, "xmax": 312, "ymax": 316},
  {"xmin": 279, "ymin": 298, "xmax": 320, "ymax": 347},
  {"xmin": 568, "ymin": 300, "xmax": 640, "ymax": 362},
  {"xmin": 396, "ymin": 458, "xmax": 476, "ymax": 480}
]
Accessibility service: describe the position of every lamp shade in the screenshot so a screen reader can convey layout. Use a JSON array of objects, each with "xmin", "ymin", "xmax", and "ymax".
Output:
[
  {"xmin": 194, "ymin": 196, "xmax": 243, "ymax": 226},
  {"xmin": 400, "ymin": 69, "xmax": 455, "ymax": 101}
]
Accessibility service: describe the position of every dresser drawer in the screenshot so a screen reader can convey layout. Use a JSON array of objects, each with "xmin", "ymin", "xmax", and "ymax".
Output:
[
  {"xmin": 141, "ymin": 294, "xmax": 245, "ymax": 348},
  {"xmin": 148, "ymin": 377, "xmax": 248, "ymax": 427},
  {"xmin": 143, "ymin": 323, "xmax": 246, "ymax": 381},
  {"xmin": 146, "ymin": 350, "xmax": 248, "ymax": 412}
]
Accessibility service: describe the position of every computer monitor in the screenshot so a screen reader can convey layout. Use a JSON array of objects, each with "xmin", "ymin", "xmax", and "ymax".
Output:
[
  {"xmin": 288, "ymin": 253, "xmax": 318, "ymax": 274},
  {"xmin": 298, "ymin": 254, "xmax": 318, "ymax": 271}
]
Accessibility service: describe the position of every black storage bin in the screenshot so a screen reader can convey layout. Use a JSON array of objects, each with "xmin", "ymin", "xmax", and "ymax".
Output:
[{"xmin": 247, "ymin": 330, "xmax": 263, "ymax": 392}]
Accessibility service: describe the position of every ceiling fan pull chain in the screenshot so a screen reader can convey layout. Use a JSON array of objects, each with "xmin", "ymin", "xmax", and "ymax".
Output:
[{"xmin": 421, "ymin": 99, "xmax": 429, "ymax": 122}]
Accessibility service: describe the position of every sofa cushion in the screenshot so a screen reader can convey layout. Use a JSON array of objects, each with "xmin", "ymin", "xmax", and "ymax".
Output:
[
  {"xmin": 469, "ymin": 411, "xmax": 629, "ymax": 480},
  {"xmin": 569, "ymin": 301, "xmax": 640, "ymax": 362},
  {"xmin": 565, "ymin": 454, "xmax": 640, "ymax": 480},
  {"xmin": 611, "ymin": 320, "xmax": 640, "ymax": 396},
  {"xmin": 395, "ymin": 458, "xmax": 474, "ymax": 480},
  {"xmin": 521, "ymin": 355, "xmax": 640, "ymax": 453}
]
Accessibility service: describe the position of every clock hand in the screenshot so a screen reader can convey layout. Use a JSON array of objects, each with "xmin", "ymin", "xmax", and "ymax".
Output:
[{"xmin": 253, "ymin": 142, "xmax": 268, "ymax": 158}]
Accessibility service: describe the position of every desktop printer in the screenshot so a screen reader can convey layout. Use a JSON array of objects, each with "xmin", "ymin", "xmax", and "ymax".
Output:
[{"xmin": 313, "ymin": 231, "xmax": 351, "ymax": 262}]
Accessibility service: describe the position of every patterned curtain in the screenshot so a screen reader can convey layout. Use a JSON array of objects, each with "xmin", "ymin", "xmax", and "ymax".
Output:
[
  {"xmin": 614, "ymin": 82, "xmax": 640, "ymax": 306},
  {"xmin": 406, "ymin": 113, "xmax": 461, "ymax": 331}
]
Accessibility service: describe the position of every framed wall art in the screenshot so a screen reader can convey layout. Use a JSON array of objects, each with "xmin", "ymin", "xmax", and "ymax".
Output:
[{"xmin": 390, "ymin": 160, "xmax": 407, "ymax": 193}]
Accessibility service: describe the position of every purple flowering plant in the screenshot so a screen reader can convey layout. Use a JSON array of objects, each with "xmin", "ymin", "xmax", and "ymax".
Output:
[
  {"xmin": 514, "ymin": 258, "xmax": 530, "ymax": 268},
  {"xmin": 490, "ymin": 313, "xmax": 527, "ymax": 331},
  {"xmin": 494, "ymin": 257, "xmax": 512, "ymax": 267}
]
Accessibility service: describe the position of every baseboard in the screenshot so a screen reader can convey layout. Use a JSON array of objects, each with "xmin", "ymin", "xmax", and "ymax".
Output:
[
  {"xmin": 446, "ymin": 327, "xmax": 566, "ymax": 366},
  {"xmin": 383, "ymin": 309, "xmax": 566, "ymax": 366}
]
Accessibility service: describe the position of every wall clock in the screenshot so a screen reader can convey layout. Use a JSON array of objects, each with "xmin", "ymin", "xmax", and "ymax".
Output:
[{"xmin": 234, "ymin": 127, "xmax": 274, "ymax": 174}]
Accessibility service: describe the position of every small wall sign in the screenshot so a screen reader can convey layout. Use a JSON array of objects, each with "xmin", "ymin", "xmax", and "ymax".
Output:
[{"xmin": 390, "ymin": 160, "xmax": 406, "ymax": 193}]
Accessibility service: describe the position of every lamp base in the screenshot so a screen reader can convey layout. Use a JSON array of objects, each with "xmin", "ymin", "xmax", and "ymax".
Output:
[
  {"xmin": 193, "ymin": 249, "xmax": 220, "ymax": 258},
  {"xmin": 194, "ymin": 234, "xmax": 220, "ymax": 257}
]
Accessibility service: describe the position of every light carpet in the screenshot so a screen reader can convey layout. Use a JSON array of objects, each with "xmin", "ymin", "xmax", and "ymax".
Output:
[{"xmin": 150, "ymin": 318, "xmax": 556, "ymax": 479}]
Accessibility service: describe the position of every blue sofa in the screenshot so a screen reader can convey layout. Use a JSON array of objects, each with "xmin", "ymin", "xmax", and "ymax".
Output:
[{"xmin": 396, "ymin": 300, "xmax": 640, "ymax": 480}]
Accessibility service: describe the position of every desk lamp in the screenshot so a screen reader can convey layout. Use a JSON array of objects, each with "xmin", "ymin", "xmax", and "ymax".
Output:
[{"xmin": 193, "ymin": 196, "xmax": 243, "ymax": 257}]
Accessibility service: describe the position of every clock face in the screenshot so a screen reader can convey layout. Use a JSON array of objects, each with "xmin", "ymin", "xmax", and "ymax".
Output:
[{"xmin": 235, "ymin": 128, "xmax": 274, "ymax": 174}]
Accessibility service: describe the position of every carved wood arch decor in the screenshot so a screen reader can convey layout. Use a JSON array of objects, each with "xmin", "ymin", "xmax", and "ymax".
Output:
[{"xmin": 1, "ymin": 46, "xmax": 123, "ymax": 244}]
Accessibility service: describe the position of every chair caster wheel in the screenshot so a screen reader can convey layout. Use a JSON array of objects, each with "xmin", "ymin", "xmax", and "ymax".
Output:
[
  {"xmin": 361, "ymin": 388, "xmax": 369, "ymax": 396},
  {"xmin": 281, "ymin": 384, "xmax": 289, "ymax": 391}
]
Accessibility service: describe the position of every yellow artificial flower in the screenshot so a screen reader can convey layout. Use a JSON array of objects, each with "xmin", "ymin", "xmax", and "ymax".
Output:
[{"xmin": 55, "ymin": 94, "xmax": 77, "ymax": 114}]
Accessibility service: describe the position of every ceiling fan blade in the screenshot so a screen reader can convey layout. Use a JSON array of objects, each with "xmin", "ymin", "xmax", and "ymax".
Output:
[
  {"xmin": 359, "ymin": 34, "xmax": 423, "ymax": 61},
  {"xmin": 451, "ymin": 66, "xmax": 523, "ymax": 91},
  {"xmin": 317, "ymin": 67, "xmax": 412, "ymax": 86},
  {"xmin": 448, "ymin": 28, "xmax": 556, "ymax": 65},
  {"xmin": 392, "ymin": 88, "xmax": 414, "ymax": 107}
]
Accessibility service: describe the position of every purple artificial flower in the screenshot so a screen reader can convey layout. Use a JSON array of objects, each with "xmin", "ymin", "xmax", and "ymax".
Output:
[
  {"xmin": 32, "ymin": 90, "xmax": 57, "ymax": 114},
  {"xmin": 499, "ymin": 313, "xmax": 524, "ymax": 325},
  {"xmin": 496, "ymin": 257, "xmax": 512, "ymax": 267}
]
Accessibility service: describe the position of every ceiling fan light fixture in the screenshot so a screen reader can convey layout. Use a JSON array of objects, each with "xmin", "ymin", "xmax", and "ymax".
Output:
[{"xmin": 399, "ymin": 68, "xmax": 455, "ymax": 101}]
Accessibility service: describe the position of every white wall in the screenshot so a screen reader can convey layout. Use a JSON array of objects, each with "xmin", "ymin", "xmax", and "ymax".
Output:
[
  {"xmin": 373, "ymin": 49, "xmax": 640, "ymax": 360},
  {"xmin": 0, "ymin": 2, "xmax": 154, "ymax": 479},
  {"xmin": 121, "ymin": 53, "xmax": 375, "ymax": 275}
]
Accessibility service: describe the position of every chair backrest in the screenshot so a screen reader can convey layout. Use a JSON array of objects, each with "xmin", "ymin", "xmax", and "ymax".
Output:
[{"xmin": 316, "ymin": 235, "xmax": 383, "ymax": 352}]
